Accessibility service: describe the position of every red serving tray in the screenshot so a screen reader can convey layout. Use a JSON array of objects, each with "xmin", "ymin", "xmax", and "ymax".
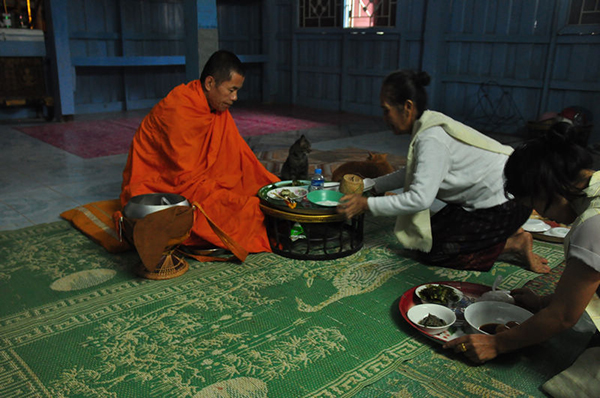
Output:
[{"xmin": 399, "ymin": 281, "xmax": 492, "ymax": 343}]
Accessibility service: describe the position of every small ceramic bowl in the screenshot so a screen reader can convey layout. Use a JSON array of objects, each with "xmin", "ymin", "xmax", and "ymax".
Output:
[{"xmin": 406, "ymin": 303, "xmax": 456, "ymax": 335}]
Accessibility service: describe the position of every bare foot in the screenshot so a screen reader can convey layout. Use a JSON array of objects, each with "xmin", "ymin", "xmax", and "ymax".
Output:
[{"xmin": 503, "ymin": 228, "xmax": 550, "ymax": 273}]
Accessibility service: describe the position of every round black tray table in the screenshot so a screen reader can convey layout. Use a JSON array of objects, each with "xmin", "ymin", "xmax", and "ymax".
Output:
[{"xmin": 258, "ymin": 181, "xmax": 364, "ymax": 260}]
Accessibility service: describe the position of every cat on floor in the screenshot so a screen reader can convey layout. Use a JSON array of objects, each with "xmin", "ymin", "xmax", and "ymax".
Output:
[
  {"xmin": 280, "ymin": 134, "xmax": 311, "ymax": 181},
  {"xmin": 331, "ymin": 152, "xmax": 395, "ymax": 182}
]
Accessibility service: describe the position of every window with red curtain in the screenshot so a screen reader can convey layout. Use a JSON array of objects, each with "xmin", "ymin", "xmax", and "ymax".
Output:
[
  {"xmin": 347, "ymin": 0, "xmax": 396, "ymax": 28},
  {"xmin": 298, "ymin": 0, "xmax": 396, "ymax": 28}
]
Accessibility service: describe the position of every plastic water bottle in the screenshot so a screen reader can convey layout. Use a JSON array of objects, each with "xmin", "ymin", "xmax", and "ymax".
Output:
[{"xmin": 309, "ymin": 168, "xmax": 325, "ymax": 192}]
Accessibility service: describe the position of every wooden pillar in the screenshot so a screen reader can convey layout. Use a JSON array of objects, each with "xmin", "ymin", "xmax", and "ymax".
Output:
[
  {"xmin": 539, "ymin": 0, "xmax": 562, "ymax": 119},
  {"xmin": 184, "ymin": 0, "xmax": 219, "ymax": 82},
  {"xmin": 45, "ymin": 0, "xmax": 75, "ymax": 119},
  {"xmin": 262, "ymin": 0, "xmax": 277, "ymax": 103},
  {"xmin": 420, "ymin": 0, "xmax": 449, "ymax": 111}
]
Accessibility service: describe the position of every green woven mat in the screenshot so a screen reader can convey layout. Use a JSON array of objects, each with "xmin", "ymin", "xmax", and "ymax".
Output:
[{"xmin": 0, "ymin": 217, "xmax": 589, "ymax": 397}]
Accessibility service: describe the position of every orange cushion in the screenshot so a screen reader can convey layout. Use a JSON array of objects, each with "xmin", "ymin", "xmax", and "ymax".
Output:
[{"xmin": 60, "ymin": 199, "xmax": 132, "ymax": 253}]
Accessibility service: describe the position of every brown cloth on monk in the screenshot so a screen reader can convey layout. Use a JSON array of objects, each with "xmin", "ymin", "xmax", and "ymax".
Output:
[{"xmin": 122, "ymin": 206, "xmax": 193, "ymax": 272}]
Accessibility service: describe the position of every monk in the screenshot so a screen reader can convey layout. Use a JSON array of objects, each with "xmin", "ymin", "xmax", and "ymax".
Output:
[{"xmin": 120, "ymin": 50, "xmax": 279, "ymax": 254}]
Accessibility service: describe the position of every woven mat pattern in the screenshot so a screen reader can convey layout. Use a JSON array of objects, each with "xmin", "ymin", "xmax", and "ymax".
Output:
[{"xmin": 0, "ymin": 218, "xmax": 586, "ymax": 397}]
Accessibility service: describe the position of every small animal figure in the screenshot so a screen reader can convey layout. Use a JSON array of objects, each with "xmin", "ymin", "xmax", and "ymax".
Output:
[
  {"xmin": 331, "ymin": 152, "xmax": 395, "ymax": 182},
  {"xmin": 280, "ymin": 135, "xmax": 311, "ymax": 181}
]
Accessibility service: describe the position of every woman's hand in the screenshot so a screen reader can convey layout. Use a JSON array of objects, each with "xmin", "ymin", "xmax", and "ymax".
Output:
[
  {"xmin": 510, "ymin": 288, "xmax": 545, "ymax": 313},
  {"xmin": 443, "ymin": 334, "xmax": 499, "ymax": 364},
  {"xmin": 337, "ymin": 194, "xmax": 369, "ymax": 219},
  {"xmin": 445, "ymin": 258, "xmax": 600, "ymax": 365}
]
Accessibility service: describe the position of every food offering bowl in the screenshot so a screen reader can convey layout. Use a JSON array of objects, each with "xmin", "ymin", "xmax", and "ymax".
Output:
[
  {"xmin": 464, "ymin": 301, "xmax": 533, "ymax": 335},
  {"xmin": 414, "ymin": 283, "xmax": 463, "ymax": 306},
  {"xmin": 406, "ymin": 303, "xmax": 456, "ymax": 335},
  {"xmin": 123, "ymin": 193, "xmax": 190, "ymax": 219},
  {"xmin": 307, "ymin": 190, "xmax": 344, "ymax": 207}
]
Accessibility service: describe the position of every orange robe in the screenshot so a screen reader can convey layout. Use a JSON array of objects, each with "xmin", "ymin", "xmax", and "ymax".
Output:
[{"xmin": 121, "ymin": 80, "xmax": 279, "ymax": 253}]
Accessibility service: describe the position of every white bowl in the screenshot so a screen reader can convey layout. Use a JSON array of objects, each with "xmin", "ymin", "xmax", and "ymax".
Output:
[
  {"xmin": 406, "ymin": 304, "xmax": 456, "ymax": 335},
  {"xmin": 464, "ymin": 301, "xmax": 533, "ymax": 335}
]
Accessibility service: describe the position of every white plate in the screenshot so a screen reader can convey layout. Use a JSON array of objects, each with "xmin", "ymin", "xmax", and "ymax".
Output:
[
  {"xmin": 323, "ymin": 182, "xmax": 340, "ymax": 191},
  {"xmin": 324, "ymin": 180, "xmax": 374, "ymax": 193},
  {"xmin": 522, "ymin": 218, "xmax": 551, "ymax": 233},
  {"xmin": 273, "ymin": 180, "xmax": 310, "ymax": 188},
  {"xmin": 363, "ymin": 178, "xmax": 375, "ymax": 192},
  {"xmin": 543, "ymin": 227, "xmax": 570, "ymax": 238},
  {"xmin": 267, "ymin": 187, "xmax": 308, "ymax": 201}
]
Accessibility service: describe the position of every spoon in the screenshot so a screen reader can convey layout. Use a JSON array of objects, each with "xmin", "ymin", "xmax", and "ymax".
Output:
[
  {"xmin": 477, "ymin": 275, "xmax": 515, "ymax": 304},
  {"xmin": 492, "ymin": 275, "xmax": 503, "ymax": 292},
  {"xmin": 272, "ymin": 191, "xmax": 297, "ymax": 209}
]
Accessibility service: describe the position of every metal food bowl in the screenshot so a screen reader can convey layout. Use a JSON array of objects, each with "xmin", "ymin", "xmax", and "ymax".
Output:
[{"xmin": 123, "ymin": 193, "xmax": 190, "ymax": 219}]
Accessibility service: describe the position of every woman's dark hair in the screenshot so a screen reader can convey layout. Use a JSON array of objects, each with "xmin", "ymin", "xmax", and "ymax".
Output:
[
  {"xmin": 504, "ymin": 122, "xmax": 593, "ymax": 211},
  {"xmin": 380, "ymin": 70, "xmax": 431, "ymax": 117},
  {"xmin": 200, "ymin": 50, "xmax": 245, "ymax": 85}
]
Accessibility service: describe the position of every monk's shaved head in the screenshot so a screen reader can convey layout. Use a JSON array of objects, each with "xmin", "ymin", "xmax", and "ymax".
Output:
[{"xmin": 200, "ymin": 50, "xmax": 245, "ymax": 86}]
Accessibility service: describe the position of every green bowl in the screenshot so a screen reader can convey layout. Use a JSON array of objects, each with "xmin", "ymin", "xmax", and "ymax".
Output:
[{"xmin": 307, "ymin": 190, "xmax": 344, "ymax": 207}]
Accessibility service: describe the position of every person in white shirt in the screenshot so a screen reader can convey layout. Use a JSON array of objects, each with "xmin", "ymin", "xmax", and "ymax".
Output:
[
  {"xmin": 337, "ymin": 70, "xmax": 549, "ymax": 273},
  {"xmin": 445, "ymin": 123, "xmax": 600, "ymax": 364}
]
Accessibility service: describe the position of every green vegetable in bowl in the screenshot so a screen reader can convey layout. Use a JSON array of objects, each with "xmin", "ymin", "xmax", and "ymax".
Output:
[
  {"xmin": 419, "ymin": 284, "xmax": 459, "ymax": 304},
  {"xmin": 279, "ymin": 189, "xmax": 298, "ymax": 199},
  {"xmin": 419, "ymin": 313, "xmax": 447, "ymax": 327}
]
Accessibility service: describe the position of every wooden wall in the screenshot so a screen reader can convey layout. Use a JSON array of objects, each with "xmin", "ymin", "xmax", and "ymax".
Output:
[
  {"xmin": 282, "ymin": 0, "xmax": 426, "ymax": 115},
  {"xmin": 42, "ymin": 0, "xmax": 266, "ymax": 117},
  {"xmin": 427, "ymin": 0, "xmax": 600, "ymax": 140},
  {"xmin": 274, "ymin": 0, "xmax": 599, "ymax": 142},
  {"xmin": 9, "ymin": 0, "xmax": 597, "ymax": 142},
  {"xmin": 68, "ymin": 0, "xmax": 188, "ymax": 114},
  {"xmin": 217, "ymin": 0, "xmax": 263, "ymax": 102},
  {"xmin": 43, "ymin": 0, "xmax": 188, "ymax": 116}
]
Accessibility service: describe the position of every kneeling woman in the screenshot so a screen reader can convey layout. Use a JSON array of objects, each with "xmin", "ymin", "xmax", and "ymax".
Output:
[
  {"xmin": 445, "ymin": 123, "xmax": 600, "ymax": 363},
  {"xmin": 338, "ymin": 69, "xmax": 548, "ymax": 272}
]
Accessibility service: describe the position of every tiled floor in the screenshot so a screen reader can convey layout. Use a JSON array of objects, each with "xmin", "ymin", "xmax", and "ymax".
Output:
[{"xmin": 0, "ymin": 102, "xmax": 526, "ymax": 231}]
